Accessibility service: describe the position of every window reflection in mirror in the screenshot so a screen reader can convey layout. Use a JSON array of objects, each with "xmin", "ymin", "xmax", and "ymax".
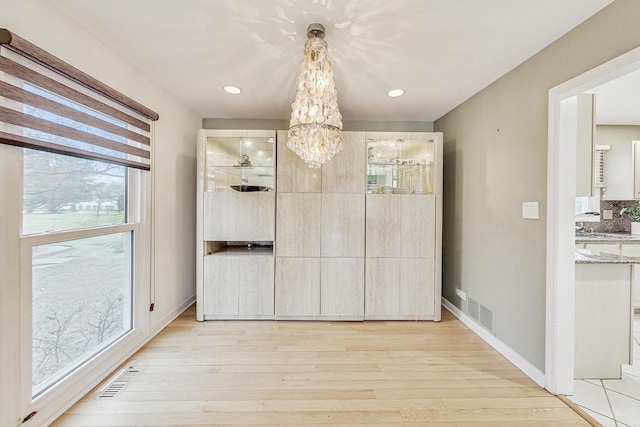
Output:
[{"xmin": 575, "ymin": 194, "xmax": 601, "ymax": 222}]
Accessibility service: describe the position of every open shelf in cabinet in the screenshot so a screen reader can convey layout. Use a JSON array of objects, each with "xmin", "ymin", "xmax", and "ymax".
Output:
[{"xmin": 205, "ymin": 241, "xmax": 274, "ymax": 256}]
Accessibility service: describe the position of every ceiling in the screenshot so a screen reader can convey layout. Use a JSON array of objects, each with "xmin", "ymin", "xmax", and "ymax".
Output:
[
  {"xmin": 589, "ymin": 69, "xmax": 640, "ymax": 125},
  {"xmin": 48, "ymin": 0, "xmax": 613, "ymax": 123}
]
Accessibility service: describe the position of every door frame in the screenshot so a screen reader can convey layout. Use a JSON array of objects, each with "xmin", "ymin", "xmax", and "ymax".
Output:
[{"xmin": 546, "ymin": 46, "xmax": 640, "ymax": 395}]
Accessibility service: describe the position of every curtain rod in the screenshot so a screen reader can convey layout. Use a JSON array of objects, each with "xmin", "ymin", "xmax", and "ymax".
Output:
[{"xmin": 0, "ymin": 28, "xmax": 159, "ymax": 121}]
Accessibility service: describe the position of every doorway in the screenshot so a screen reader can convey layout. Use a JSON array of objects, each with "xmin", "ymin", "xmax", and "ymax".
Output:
[{"xmin": 546, "ymin": 47, "xmax": 640, "ymax": 397}]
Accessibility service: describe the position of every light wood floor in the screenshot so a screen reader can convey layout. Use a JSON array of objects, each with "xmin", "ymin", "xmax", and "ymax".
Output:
[{"xmin": 53, "ymin": 306, "xmax": 590, "ymax": 426}]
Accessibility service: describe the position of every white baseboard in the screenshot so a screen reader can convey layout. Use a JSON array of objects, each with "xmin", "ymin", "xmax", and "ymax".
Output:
[
  {"xmin": 442, "ymin": 297, "xmax": 546, "ymax": 388},
  {"xmin": 149, "ymin": 294, "xmax": 196, "ymax": 336}
]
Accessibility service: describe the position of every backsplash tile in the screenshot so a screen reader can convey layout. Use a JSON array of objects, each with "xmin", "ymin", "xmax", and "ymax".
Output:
[{"xmin": 578, "ymin": 200, "xmax": 639, "ymax": 233}]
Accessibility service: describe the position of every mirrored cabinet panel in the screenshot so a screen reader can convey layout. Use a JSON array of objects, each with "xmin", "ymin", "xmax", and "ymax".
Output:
[
  {"xmin": 205, "ymin": 135, "xmax": 275, "ymax": 192},
  {"xmin": 367, "ymin": 137, "xmax": 435, "ymax": 195}
]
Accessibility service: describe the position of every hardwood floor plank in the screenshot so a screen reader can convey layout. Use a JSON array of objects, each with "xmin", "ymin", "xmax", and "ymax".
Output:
[{"xmin": 52, "ymin": 305, "xmax": 588, "ymax": 426}]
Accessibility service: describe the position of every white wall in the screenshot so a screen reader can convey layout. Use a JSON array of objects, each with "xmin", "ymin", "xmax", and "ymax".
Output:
[
  {"xmin": 1, "ymin": 2, "xmax": 199, "ymax": 425},
  {"xmin": 435, "ymin": 0, "xmax": 640, "ymax": 371}
]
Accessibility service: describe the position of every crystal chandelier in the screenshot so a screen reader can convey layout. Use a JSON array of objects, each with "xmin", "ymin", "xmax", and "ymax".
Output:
[{"xmin": 288, "ymin": 23, "xmax": 343, "ymax": 168}]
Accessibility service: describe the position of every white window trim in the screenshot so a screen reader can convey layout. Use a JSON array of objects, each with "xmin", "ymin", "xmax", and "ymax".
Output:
[{"xmin": 0, "ymin": 148, "xmax": 152, "ymax": 426}]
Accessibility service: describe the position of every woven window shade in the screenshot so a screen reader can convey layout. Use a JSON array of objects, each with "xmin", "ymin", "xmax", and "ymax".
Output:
[{"xmin": 0, "ymin": 29, "xmax": 158, "ymax": 170}]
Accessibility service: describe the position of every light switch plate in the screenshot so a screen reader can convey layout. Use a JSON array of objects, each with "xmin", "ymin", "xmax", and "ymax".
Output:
[
  {"xmin": 603, "ymin": 209, "xmax": 613, "ymax": 220},
  {"xmin": 522, "ymin": 202, "xmax": 539, "ymax": 220}
]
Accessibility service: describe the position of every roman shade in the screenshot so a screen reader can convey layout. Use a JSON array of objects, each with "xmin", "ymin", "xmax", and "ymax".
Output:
[{"xmin": 0, "ymin": 29, "xmax": 158, "ymax": 170}]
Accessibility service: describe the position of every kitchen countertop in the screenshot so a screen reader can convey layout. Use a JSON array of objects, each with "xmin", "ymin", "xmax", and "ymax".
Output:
[
  {"xmin": 575, "ymin": 232, "xmax": 640, "ymax": 243},
  {"xmin": 575, "ymin": 248, "xmax": 640, "ymax": 264}
]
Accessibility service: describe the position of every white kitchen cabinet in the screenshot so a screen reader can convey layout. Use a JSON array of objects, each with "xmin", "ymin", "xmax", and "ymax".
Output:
[
  {"xmin": 619, "ymin": 244, "xmax": 640, "ymax": 308},
  {"xmin": 576, "ymin": 94, "xmax": 595, "ymax": 197},
  {"xmin": 602, "ymin": 140, "xmax": 640, "ymax": 200},
  {"xmin": 584, "ymin": 243, "xmax": 620, "ymax": 255},
  {"xmin": 575, "ymin": 263, "xmax": 632, "ymax": 378}
]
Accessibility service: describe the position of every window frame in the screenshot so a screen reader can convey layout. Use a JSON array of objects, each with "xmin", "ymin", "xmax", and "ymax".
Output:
[
  {"xmin": 0, "ymin": 28, "xmax": 156, "ymax": 425},
  {"xmin": 14, "ymin": 160, "xmax": 151, "ymax": 422}
]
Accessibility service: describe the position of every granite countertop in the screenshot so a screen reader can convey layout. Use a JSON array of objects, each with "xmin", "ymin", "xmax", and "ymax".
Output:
[
  {"xmin": 575, "ymin": 248, "xmax": 640, "ymax": 264},
  {"xmin": 575, "ymin": 232, "xmax": 640, "ymax": 243}
]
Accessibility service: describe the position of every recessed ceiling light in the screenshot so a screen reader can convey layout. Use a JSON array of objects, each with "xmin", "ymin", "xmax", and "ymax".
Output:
[
  {"xmin": 387, "ymin": 89, "xmax": 405, "ymax": 98},
  {"xmin": 223, "ymin": 85, "xmax": 242, "ymax": 95}
]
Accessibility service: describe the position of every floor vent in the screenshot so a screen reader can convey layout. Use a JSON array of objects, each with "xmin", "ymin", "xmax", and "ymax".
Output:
[
  {"xmin": 96, "ymin": 365, "xmax": 139, "ymax": 399},
  {"xmin": 467, "ymin": 297, "xmax": 495, "ymax": 334}
]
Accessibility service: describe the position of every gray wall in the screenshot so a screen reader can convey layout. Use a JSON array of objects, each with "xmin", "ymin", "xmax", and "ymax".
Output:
[
  {"xmin": 203, "ymin": 118, "xmax": 434, "ymax": 132},
  {"xmin": 435, "ymin": 0, "xmax": 640, "ymax": 371}
]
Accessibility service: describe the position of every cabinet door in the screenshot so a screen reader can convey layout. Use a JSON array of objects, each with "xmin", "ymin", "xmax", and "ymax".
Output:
[
  {"xmin": 276, "ymin": 193, "xmax": 321, "ymax": 257},
  {"xmin": 203, "ymin": 256, "xmax": 239, "ymax": 316},
  {"xmin": 400, "ymin": 195, "xmax": 436, "ymax": 258},
  {"xmin": 400, "ymin": 258, "xmax": 435, "ymax": 317},
  {"xmin": 584, "ymin": 243, "xmax": 620, "ymax": 255},
  {"xmin": 321, "ymin": 258, "xmax": 364, "ymax": 317},
  {"xmin": 366, "ymin": 194, "xmax": 401, "ymax": 257},
  {"xmin": 321, "ymin": 194, "xmax": 365, "ymax": 258},
  {"xmin": 238, "ymin": 256, "xmax": 275, "ymax": 316},
  {"xmin": 575, "ymin": 94, "xmax": 594, "ymax": 197},
  {"xmin": 203, "ymin": 192, "xmax": 275, "ymax": 241},
  {"xmin": 365, "ymin": 257, "xmax": 400, "ymax": 317},
  {"xmin": 275, "ymin": 257, "xmax": 321, "ymax": 316},
  {"xmin": 322, "ymin": 131, "xmax": 366, "ymax": 194},
  {"xmin": 620, "ymin": 244, "xmax": 640, "ymax": 308},
  {"xmin": 276, "ymin": 130, "xmax": 322, "ymax": 193}
]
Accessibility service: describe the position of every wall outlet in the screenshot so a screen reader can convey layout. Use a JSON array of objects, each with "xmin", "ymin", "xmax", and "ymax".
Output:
[
  {"xmin": 603, "ymin": 209, "xmax": 613, "ymax": 220},
  {"xmin": 455, "ymin": 288, "xmax": 467, "ymax": 301}
]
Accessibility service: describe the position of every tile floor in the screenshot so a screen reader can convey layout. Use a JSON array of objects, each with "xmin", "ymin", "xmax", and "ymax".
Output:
[{"xmin": 567, "ymin": 312, "xmax": 640, "ymax": 426}]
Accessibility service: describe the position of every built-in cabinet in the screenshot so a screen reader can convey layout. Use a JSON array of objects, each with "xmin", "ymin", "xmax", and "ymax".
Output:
[
  {"xmin": 575, "ymin": 94, "xmax": 595, "ymax": 197},
  {"xmin": 275, "ymin": 130, "xmax": 366, "ymax": 320},
  {"xmin": 196, "ymin": 129, "xmax": 276, "ymax": 320},
  {"xmin": 197, "ymin": 129, "xmax": 442, "ymax": 322},
  {"xmin": 576, "ymin": 242, "xmax": 640, "ymax": 308}
]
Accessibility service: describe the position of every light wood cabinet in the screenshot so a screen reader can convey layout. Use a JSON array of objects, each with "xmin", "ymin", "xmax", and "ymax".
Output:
[
  {"xmin": 364, "ymin": 132, "xmax": 442, "ymax": 321},
  {"xmin": 321, "ymin": 258, "xmax": 365, "ymax": 318},
  {"xmin": 321, "ymin": 131, "xmax": 366, "ymax": 193},
  {"xmin": 203, "ymin": 192, "xmax": 274, "ymax": 241},
  {"xmin": 203, "ymin": 251, "xmax": 274, "ymax": 319},
  {"xmin": 196, "ymin": 129, "xmax": 276, "ymax": 321},
  {"xmin": 365, "ymin": 257, "xmax": 436, "ymax": 319},
  {"xmin": 275, "ymin": 257, "xmax": 321, "ymax": 317},
  {"xmin": 276, "ymin": 130, "xmax": 321, "ymax": 193},
  {"xmin": 275, "ymin": 193, "xmax": 321, "ymax": 257},
  {"xmin": 321, "ymin": 194, "xmax": 365, "ymax": 258},
  {"xmin": 198, "ymin": 129, "xmax": 442, "ymax": 322}
]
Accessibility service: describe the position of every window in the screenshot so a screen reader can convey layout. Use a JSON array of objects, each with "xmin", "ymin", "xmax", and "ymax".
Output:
[{"xmin": 0, "ymin": 28, "xmax": 157, "ymax": 424}]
